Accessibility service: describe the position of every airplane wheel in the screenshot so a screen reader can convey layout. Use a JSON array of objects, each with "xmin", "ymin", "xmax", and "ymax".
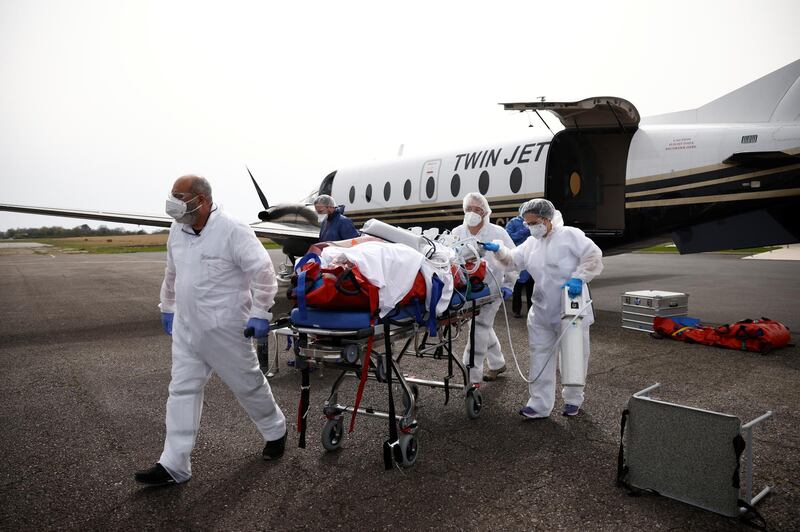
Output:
[
  {"xmin": 465, "ymin": 387, "xmax": 483, "ymax": 420},
  {"xmin": 398, "ymin": 433, "xmax": 418, "ymax": 468},
  {"xmin": 321, "ymin": 418, "xmax": 345, "ymax": 451}
]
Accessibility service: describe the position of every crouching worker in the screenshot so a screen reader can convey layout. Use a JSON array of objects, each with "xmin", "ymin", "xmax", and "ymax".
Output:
[
  {"xmin": 135, "ymin": 174, "xmax": 287, "ymax": 487},
  {"xmin": 452, "ymin": 192, "xmax": 517, "ymax": 383},
  {"xmin": 482, "ymin": 199, "xmax": 603, "ymax": 419}
]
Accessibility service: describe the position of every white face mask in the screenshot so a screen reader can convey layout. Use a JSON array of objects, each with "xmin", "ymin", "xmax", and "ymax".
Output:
[
  {"xmin": 165, "ymin": 195, "xmax": 201, "ymax": 224},
  {"xmin": 317, "ymin": 212, "xmax": 328, "ymax": 223},
  {"xmin": 529, "ymin": 223, "xmax": 548, "ymax": 239},
  {"xmin": 464, "ymin": 211, "xmax": 482, "ymax": 227}
]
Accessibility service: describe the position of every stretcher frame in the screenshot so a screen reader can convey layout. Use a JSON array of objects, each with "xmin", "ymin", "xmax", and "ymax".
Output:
[{"xmin": 286, "ymin": 293, "xmax": 499, "ymax": 469}]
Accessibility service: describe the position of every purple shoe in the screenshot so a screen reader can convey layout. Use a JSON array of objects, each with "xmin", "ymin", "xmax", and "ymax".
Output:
[
  {"xmin": 518, "ymin": 406, "xmax": 547, "ymax": 419},
  {"xmin": 562, "ymin": 404, "xmax": 580, "ymax": 417}
]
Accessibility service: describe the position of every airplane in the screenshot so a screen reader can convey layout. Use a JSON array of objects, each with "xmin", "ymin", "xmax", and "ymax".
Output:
[{"xmin": 2, "ymin": 59, "xmax": 799, "ymax": 271}]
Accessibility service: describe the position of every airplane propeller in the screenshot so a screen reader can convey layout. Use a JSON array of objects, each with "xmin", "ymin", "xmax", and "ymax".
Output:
[{"xmin": 247, "ymin": 166, "xmax": 271, "ymax": 221}]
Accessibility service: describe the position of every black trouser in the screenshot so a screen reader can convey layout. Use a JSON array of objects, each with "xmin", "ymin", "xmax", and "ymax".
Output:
[{"xmin": 512, "ymin": 279, "xmax": 534, "ymax": 315}]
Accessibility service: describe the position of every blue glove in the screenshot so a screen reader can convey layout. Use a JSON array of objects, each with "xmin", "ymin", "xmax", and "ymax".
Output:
[
  {"xmin": 480, "ymin": 241, "xmax": 500, "ymax": 252},
  {"xmin": 501, "ymin": 287, "xmax": 513, "ymax": 300},
  {"xmin": 246, "ymin": 317, "xmax": 270, "ymax": 338},
  {"xmin": 160, "ymin": 312, "xmax": 174, "ymax": 336},
  {"xmin": 562, "ymin": 278, "xmax": 583, "ymax": 298}
]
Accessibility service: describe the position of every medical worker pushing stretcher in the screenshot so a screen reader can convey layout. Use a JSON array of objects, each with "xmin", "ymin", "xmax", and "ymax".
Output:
[
  {"xmin": 482, "ymin": 199, "xmax": 603, "ymax": 419},
  {"xmin": 135, "ymin": 175, "xmax": 287, "ymax": 487},
  {"xmin": 451, "ymin": 193, "xmax": 517, "ymax": 383}
]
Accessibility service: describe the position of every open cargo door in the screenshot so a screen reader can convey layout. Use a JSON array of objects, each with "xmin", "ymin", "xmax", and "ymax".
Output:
[{"xmin": 502, "ymin": 97, "xmax": 639, "ymax": 235}]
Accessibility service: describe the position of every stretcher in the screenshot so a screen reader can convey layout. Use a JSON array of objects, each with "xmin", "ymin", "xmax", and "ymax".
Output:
[{"xmin": 285, "ymin": 286, "xmax": 498, "ymax": 469}]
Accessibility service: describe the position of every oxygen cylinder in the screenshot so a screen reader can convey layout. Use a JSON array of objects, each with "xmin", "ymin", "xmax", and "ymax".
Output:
[
  {"xmin": 559, "ymin": 286, "xmax": 586, "ymax": 387},
  {"xmin": 361, "ymin": 218, "xmax": 427, "ymax": 252}
]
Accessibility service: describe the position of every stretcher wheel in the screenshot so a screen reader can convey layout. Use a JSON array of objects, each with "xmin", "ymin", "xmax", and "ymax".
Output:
[
  {"xmin": 402, "ymin": 384, "xmax": 420, "ymax": 410},
  {"xmin": 398, "ymin": 433, "xmax": 418, "ymax": 468},
  {"xmin": 465, "ymin": 388, "xmax": 483, "ymax": 419},
  {"xmin": 321, "ymin": 418, "xmax": 345, "ymax": 451}
]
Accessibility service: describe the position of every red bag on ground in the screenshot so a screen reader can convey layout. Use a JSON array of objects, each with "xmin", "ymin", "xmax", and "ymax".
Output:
[{"xmin": 653, "ymin": 317, "xmax": 791, "ymax": 354}]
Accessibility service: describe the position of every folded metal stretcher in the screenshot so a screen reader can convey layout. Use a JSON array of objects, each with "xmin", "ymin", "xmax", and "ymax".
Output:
[{"xmin": 285, "ymin": 285, "xmax": 496, "ymax": 469}]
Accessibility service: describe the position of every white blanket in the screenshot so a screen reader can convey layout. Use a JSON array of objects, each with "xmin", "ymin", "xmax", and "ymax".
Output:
[{"xmin": 320, "ymin": 242, "xmax": 425, "ymax": 317}]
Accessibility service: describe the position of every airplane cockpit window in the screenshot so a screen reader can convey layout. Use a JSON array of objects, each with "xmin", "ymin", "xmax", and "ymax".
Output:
[
  {"xmin": 478, "ymin": 171, "xmax": 490, "ymax": 195},
  {"xmin": 403, "ymin": 179, "xmax": 412, "ymax": 200},
  {"xmin": 319, "ymin": 171, "xmax": 336, "ymax": 197},
  {"xmin": 451, "ymin": 174, "xmax": 461, "ymax": 197}
]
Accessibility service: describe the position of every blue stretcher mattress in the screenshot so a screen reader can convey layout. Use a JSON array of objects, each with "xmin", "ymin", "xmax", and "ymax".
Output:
[{"xmin": 290, "ymin": 286, "xmax": 492, "ymax": 330}]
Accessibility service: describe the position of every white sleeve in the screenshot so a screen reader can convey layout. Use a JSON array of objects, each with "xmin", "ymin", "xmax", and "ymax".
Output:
[
  {"xmin": 499, "ymin": 230, "xmax": 518, "ymax": 289},
  {"xmin": 158, "ymin": 228, "xmax": 177, "ymax": 313},
  {"xmin": 571, "ymin": 231, "xmax": 604, "ymax": 283},
  {"xmin": 233, "ymin": 225, "xmax": 278, "ymax": 321}
]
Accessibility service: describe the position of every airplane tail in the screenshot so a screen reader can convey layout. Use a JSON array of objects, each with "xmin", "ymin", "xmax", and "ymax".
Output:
[{"xmin": 643, "ymin": 59, "xmax": 800, "ymax": 124}]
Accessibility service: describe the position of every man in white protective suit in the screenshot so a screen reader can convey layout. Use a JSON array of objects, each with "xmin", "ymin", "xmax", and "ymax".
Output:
[
  {"xmin": 135, "ymin": 175, "xmax": 287, "ymax": 487},
  {"xmin": 451, "ymin": 192, "xmax": 517, "ymax": 383},
  {"xmin": 481, "ymin": 198, "xmax": 603, "ymax": 418}
]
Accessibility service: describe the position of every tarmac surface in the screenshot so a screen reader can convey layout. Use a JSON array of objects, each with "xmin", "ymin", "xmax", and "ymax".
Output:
[{"xmin": 0, "ymin": 250, "xmax": 798, "ymax": 531}]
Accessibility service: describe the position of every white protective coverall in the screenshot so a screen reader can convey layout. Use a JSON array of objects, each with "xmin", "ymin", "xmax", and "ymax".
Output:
[
  {"xmin": 158, "ymin": 206, "xmax": 285, "ymax": 482},
  {"xmin": 451, "ymin": 222, "xmax": 517, "ymax": 383},
  {"xmin": 504, "ymin": 212, "xmax": 603, "ymax": 415}
]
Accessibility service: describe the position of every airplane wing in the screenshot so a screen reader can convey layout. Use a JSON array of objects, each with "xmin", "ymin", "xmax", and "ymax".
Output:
[
  {"xmin": 0, "ymin": 202, "xmax": 319, "ymax": 242},
  {"xmin": 0, "ymin": 203, "xmax": 173, "ymax": 228}
]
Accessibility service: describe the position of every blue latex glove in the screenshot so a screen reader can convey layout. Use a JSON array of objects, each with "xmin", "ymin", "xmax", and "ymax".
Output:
[
  {"xmin": 562, "ymin": 278, "xmax": 583, "ymax": 298},
  {"xmin": 501, "ymin": 287, "xmax": 513, "ymax": 300},
  {"xmin": 480, "ymin": 241, "xmax": 500, "ymax": 252},
  {"xmin": 246, "ymin": 317, "xmax": 270, "ymax": 338},
  {"xmin": 160, "ymin": 312, "xmax": 174, "ymax": 336}
]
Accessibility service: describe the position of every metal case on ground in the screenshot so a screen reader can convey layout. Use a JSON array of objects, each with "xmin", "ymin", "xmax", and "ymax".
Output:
[{"xmin": 622, "ymin": 290, "xmax": 689, "ymax": 333}]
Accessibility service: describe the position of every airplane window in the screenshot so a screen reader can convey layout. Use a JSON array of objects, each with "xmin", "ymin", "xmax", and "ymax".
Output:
[
  {"xmin": 510, "ymin": 167, "xmax": 522, "ymax": 193},
  {"xmin": 366, "ymin": 184, "xmax": 373, "ymax": 203},
  {"xmin": 450, "ymin": 174, "xmax": 460, "ymax": 197},
  {"xmin": 349, "ymin": 186, "xmax": 355, "ymax": 204},
  {"xmin": 426, "ymin": 176, "xmax": 435, "ymax": 199},
  {"xmin": 404, "ymin": 179, "xmax": 411, "ymax": 200},
  {"xmin": 478, "ymin": 171, "xmax": 490, "ymax": 195},
  {"xmin": 384, "ymin": 182, "xmax": 391, "ymax": 201}
]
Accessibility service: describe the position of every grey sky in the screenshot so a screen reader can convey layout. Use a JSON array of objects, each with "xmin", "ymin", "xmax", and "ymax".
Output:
[{"xmin": 1, "ymin": 0, "xmax": 799, "ymax": 231}]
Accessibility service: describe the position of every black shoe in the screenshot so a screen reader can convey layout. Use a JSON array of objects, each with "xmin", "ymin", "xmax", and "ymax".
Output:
[
  {"xmin": 262, "ymin": 431, "xmax": 287, "ymax": 461},
  {"xmin": 134, "ymin": 463, "xmax": 176, "ymax": 487}
]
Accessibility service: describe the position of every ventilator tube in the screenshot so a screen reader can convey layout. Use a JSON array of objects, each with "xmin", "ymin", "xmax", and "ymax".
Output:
[{"xmin": 559, "ymin": 286, "xmax": 586, "ymax": 387}]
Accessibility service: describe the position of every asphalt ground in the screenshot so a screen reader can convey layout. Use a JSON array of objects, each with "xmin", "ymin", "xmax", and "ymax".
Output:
[{"xmin": 0, "ymin": 250, "xmax": 798, "ymax": 531}]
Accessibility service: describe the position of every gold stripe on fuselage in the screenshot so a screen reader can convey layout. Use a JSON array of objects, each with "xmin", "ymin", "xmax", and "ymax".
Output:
[
  {"xmin": 624, "ymin": 146, "xmax": 800, "ymax": 186},
  {"xmin": 625, "ymin": 163, "xmax": 800, "ymax": 198},
  {"xmin": 626, "ymin": 188, "xmax": 800, "ymax": 209}
]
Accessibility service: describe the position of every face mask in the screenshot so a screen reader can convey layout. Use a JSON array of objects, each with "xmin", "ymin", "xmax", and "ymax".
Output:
[
  {"xmin": 317, "ymin": 212, "xmax": 328, "ymax": 223},
  {"xmin": 166, "ymin": 195, "xmax": 201, "ymax": 224},
  {"xmin": 529, "ymin": 223, "xmax": 548, "ymax": 239},
  {"xmin": 464, "ymin": 212, "xmax": 482, "ymax": 227}
]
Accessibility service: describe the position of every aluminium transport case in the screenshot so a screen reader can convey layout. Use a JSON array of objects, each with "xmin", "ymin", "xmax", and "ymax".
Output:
[{"xmin": 622, "ymin": 290, "xmax": 689, "ymax": 333}]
